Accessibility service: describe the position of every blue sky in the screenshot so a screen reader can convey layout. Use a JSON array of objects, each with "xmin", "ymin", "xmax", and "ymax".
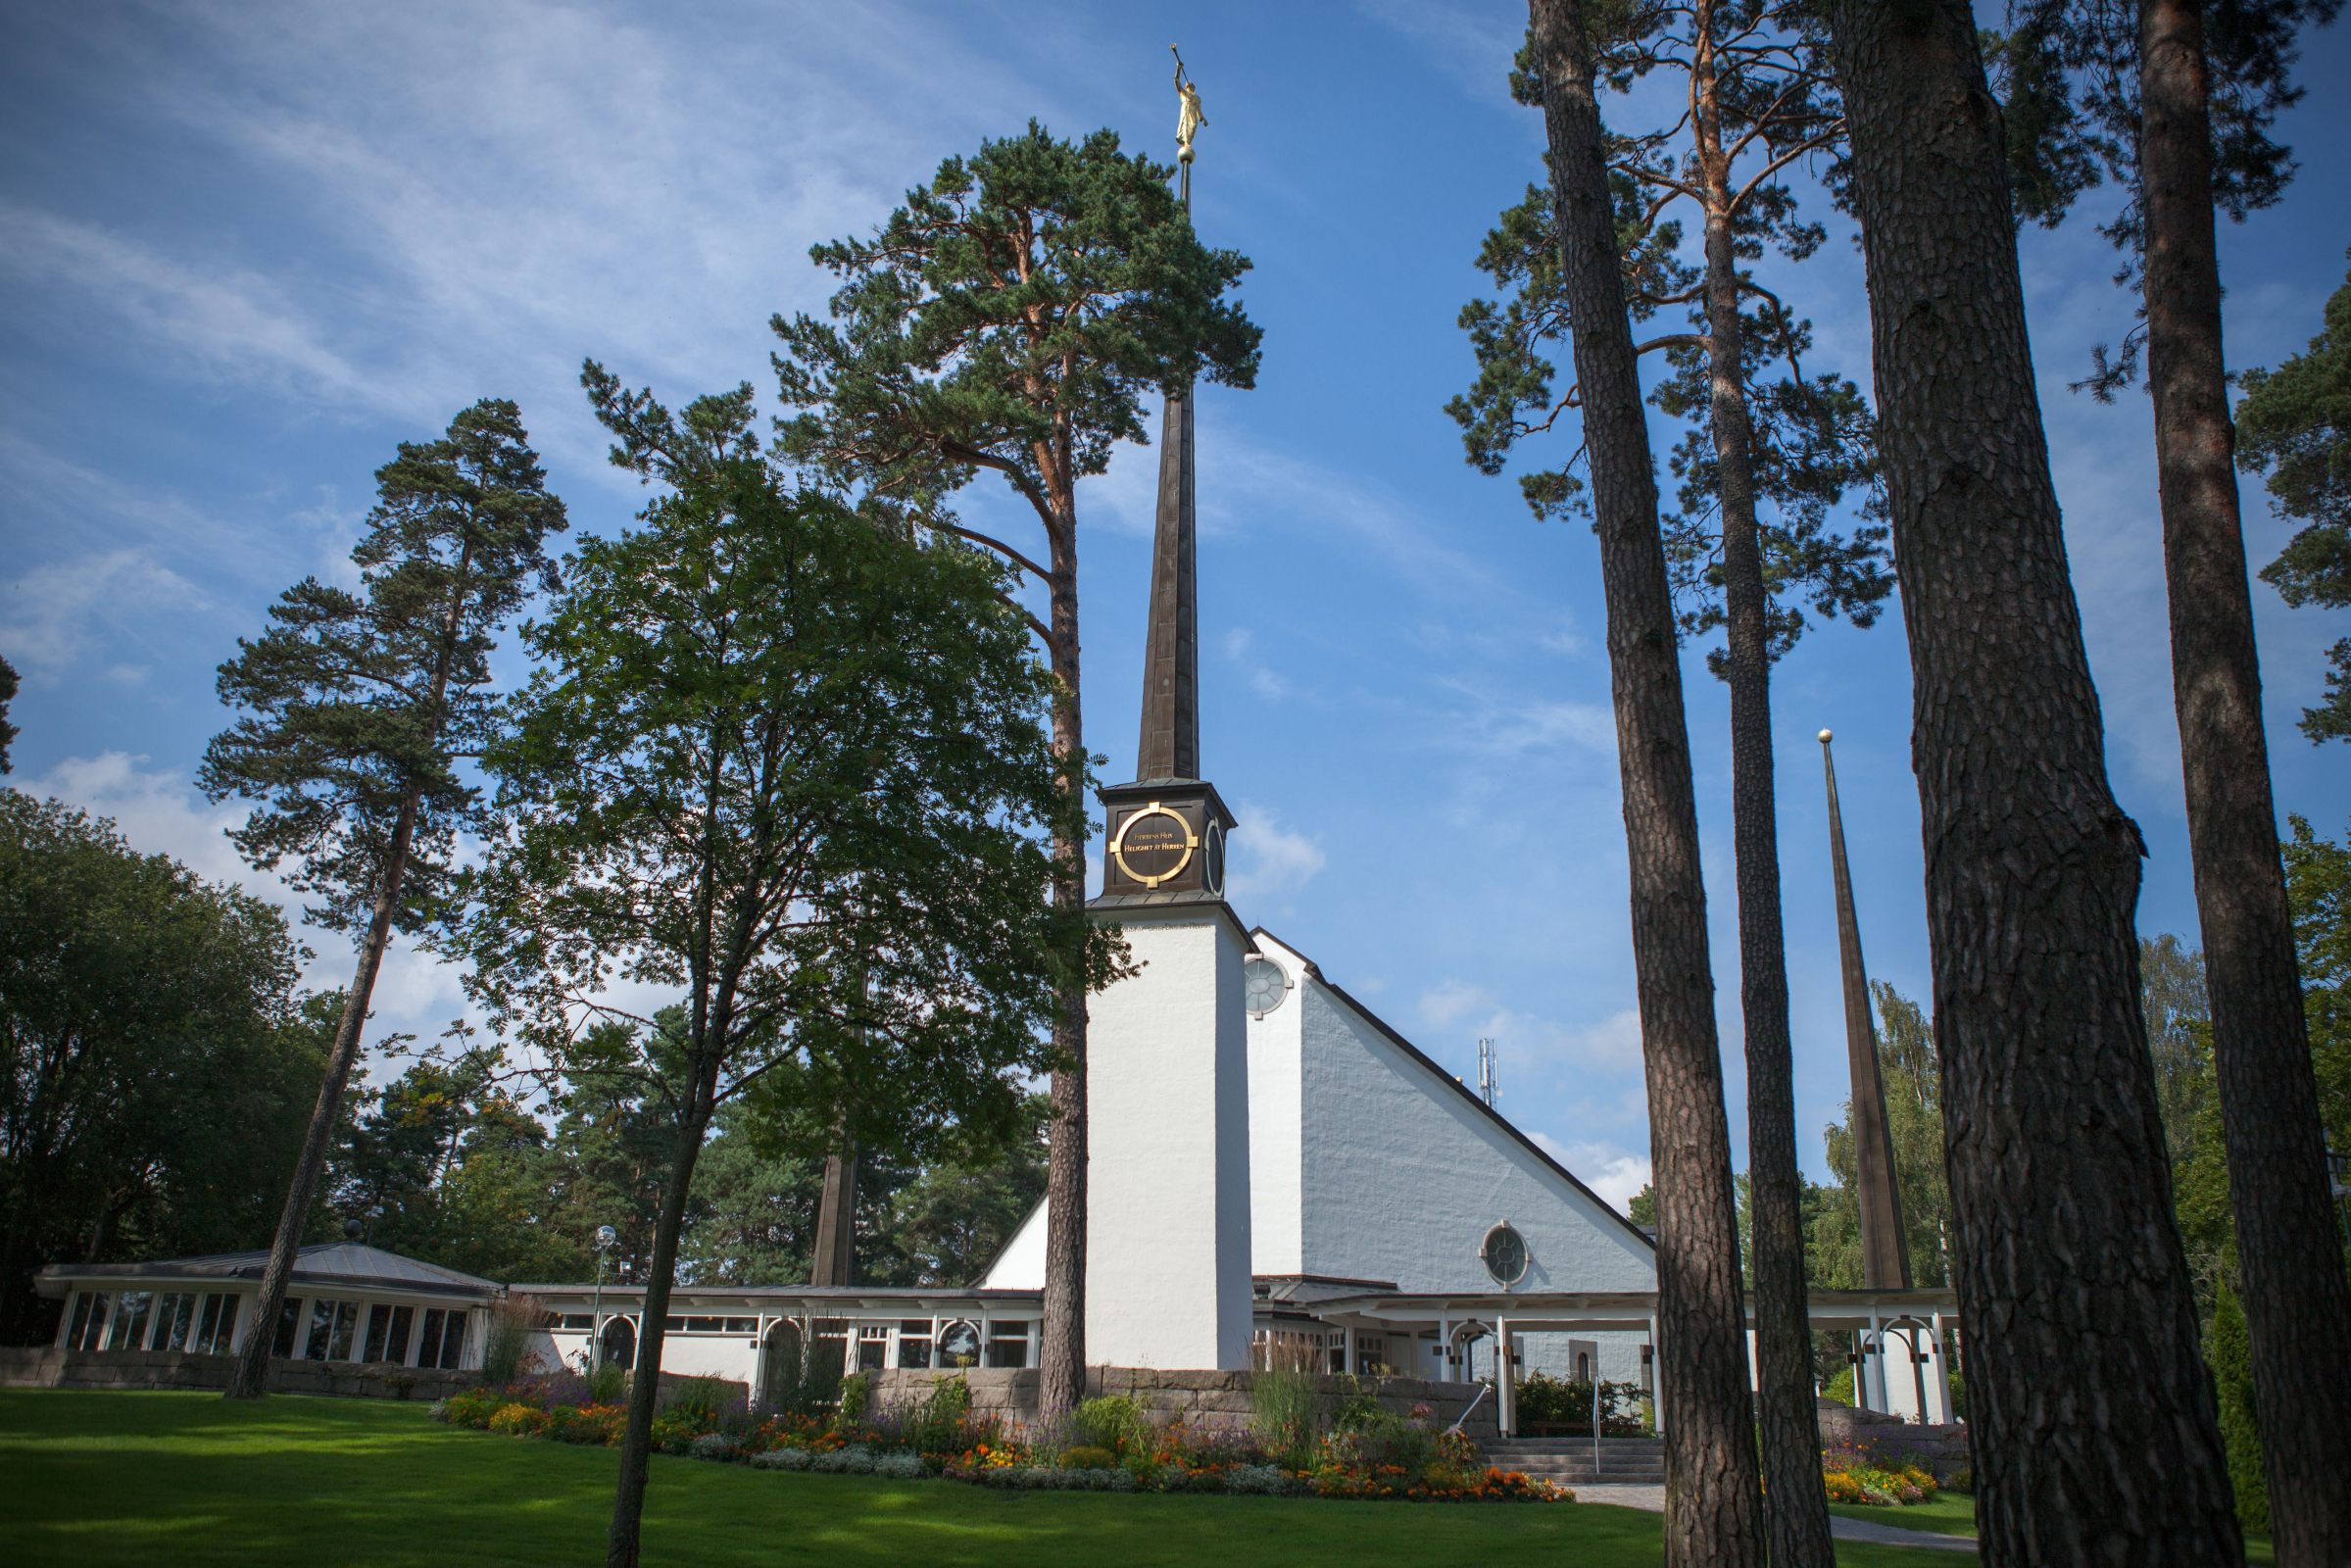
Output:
[{"xmin": 5, "ymin": 1, "xmax": 2347, "ymax": 1214}]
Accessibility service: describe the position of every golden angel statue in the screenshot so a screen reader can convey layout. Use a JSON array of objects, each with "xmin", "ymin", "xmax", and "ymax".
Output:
[{"xmin": 1173, "ymin": 49, "xmax": 1205, "ymax": 164}]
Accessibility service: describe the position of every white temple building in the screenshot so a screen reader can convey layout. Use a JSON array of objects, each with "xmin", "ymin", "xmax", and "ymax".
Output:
[{"xmin": 34, "ymin": 137, "xmax": 1958, "ymax": 1435}]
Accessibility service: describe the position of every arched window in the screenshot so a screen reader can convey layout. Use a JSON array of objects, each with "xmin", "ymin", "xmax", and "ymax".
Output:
[
  {"xmin": 937, "ymin": 1320, "xmax": 982, "ymax": 1369},
  {"xmin": 761, "ymin": 1320, "xmax": 803, "ymax": 1405}
]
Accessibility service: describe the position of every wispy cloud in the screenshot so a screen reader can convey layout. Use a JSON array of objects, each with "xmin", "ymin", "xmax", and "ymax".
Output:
[
  {"xmin": 0, "ymin": 549, "xmax": 211, "ymax": 675},
  {"xmin": 1227, "ymin": 800, "xmax": 1327, "ymax": 905},
  {"xmin": 1534, "ymin": 1134, "xmax": 1652, "ymax": 1216}
]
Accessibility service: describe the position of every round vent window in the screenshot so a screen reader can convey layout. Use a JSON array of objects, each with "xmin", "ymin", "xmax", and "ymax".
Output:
[{"xmin": 1481, "ymin": 1222, "xmax": 1529, "ymax": 1287}]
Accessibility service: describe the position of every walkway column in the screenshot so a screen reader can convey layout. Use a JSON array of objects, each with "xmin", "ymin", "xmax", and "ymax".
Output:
[
  {"xmin": 1865, "ymin": 1305, "xmax": 1889, "ymax": 1413},
  {"xmin": 1647, "ymin": 1315, "xmax": 1665, "ymax": 1438},
  {"xmin": 1926, "ymin": 1310, "xmax": 1953, "ymax": 1425},
  {"xmin": 1495, "ymin": 1318, "xmax": 1516, "ymax": 1437}
]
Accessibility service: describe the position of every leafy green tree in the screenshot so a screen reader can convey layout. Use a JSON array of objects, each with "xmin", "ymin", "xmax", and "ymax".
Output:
[
  {"xmin": 769, "ymin": 122, "xmax": 1258, "ymax": 1414},
  {"xmin": 447, "ymin": 382, "xmax": 1084, "ymax": 1568},
  {"xmin": 2239, "ymin": 258, "xmax": 2351, "ymax": 742},
  {"xmin": 0, "ymin": 655, "xmax": 18, "ymax": 773},
  {"xmin": 327, "ymin": 1054, "xmax": 590, "ymax": 1285},
  {"xmin": 2140, "ymin": 932, "xmax": 2216, "ymax": 1167},
  {"xmin": 2209, "ymin": 1280, "xmax": 2271, "ymax": 1535},
  {"xmin": 0, "ymin": 795, "xmax": 322, "ymax": 1343},
  {"xmin": 201, "ymin": 399, "xmax": 566, "ymax": 1398},
  {"xmin": 1812, "ymin": 983, "xmax": 1952, "ymax": 1292},
  {"xmin": 2281, "ymin": 816, "xmax": 2351, "ymax": 1163}
]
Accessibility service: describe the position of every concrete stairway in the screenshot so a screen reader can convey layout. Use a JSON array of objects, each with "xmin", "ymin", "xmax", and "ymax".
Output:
[{"xmin": 1480, "ymin": 1437, "xmax": 1665, "ymax": 1485}]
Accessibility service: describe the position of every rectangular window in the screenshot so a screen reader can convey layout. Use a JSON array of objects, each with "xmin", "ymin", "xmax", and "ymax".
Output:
[
  {"xmin": 67, "ymin": 1292, "xmax": 110, "ymax": 1350},
  {"xmin": 364, "ymin": 1304, "xmax": 393, "ymax": 1362},
  {"xmin": 723, "ymin": 1317, "xmax": 757, "ymax": 1335},
  {"xmin": 108, "ymin": 1291, "xmax": 155, "ymax": 1350},
  {"xmin": 414, "ymin": 1307, "xmax": 465, "ymax": 1370},
  {"xmin": 326, "ymin": 1300, "xmax": 359, "ymax": 1360},
  {"xmin": 273, "ymin": 1298, "xmax": 304, "ymax": 1357},
  {"xmin": 153, "ymin": 1293, "xmax": 196, "ymax": 1352},
  {"xmin": 195, "ymin": 1295, "xmax": 235, "ymax": 1355},
  {"xmin": 811, "ymin": 1318, "xmax": 849, "ymax": 1376},
  {"xmin": 985, "ymin": 1322, "xmax": 1030, "ymax": 1370},
  {"xmin": 559, "ymin": 1314, "xmax": 593, "ymax": 1331},
  {"xmin": 896, "ymin": 1320, "xmax": 933, "ymax": 1369},
  {"xmin": 386, "ymin": 1305, "xmax": 414, "ymax": 1365},
  {"xmin": 304, "ymin": 1298, "xmax": 337, "ymax": 1360},
  {"xmin": 858, "ymin": 1324, "xmax": 890, "ymax": 1372}
]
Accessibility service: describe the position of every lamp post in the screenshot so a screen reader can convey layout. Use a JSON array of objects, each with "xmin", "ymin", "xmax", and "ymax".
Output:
[{"xmin": 590, "ymin": 1225, "xmax": 617, "ymax": 1376}]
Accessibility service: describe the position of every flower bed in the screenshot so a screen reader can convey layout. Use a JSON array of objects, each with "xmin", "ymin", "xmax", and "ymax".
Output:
[
  {"xmin": 1821, "ymin": 1441, "xmax": 1939, "ymax": 1506},
  {"xmin": 430, "ymin": 1374, "xmax": 1570, "ymax": 1504}
]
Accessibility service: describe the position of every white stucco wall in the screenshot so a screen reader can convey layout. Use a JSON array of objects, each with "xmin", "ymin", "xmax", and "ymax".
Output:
[
  {"xmin": 1083, "ymin": 905, "xmax": 1255, "ymax": 1369},
  {"xmin": 979, "ymin": 1200, "xmax": 1046, "ymax": 1290},
  {"xmin": 1246, "ymin": 932, "xmax": 1655, "ymax": 1302}
]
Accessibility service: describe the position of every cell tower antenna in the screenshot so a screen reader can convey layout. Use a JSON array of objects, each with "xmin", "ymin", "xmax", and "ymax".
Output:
[{"xmin": 1477, "ymin": 1038, "xmax": 1499, "ymax": 1108}]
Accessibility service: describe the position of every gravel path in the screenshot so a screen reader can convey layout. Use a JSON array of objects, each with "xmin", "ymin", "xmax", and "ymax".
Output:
[{"xmin": 1568, "ymin": 1484, "xmax": 1978, "ymax": 1553}]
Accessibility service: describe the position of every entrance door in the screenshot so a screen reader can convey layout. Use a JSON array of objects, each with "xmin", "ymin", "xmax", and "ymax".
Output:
[
  {"xmin": 762, "ymin": 1320, "xmax": 804, "ymax": 1406},
  {"xmin": 600, "ymin": 1315, "xmax": 636, "ymax": 1374}
]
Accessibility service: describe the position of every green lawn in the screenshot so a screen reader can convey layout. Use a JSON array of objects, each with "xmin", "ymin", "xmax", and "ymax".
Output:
[
  {"xmin": 0, "ymin": 1390, "xmax": 1966, "ymax": 1566},
  {"xmin": 1830, "ymin": 1489, "xmax": 2278, "ymax": 1566},
  {"xmin": 1830, "ymin": 1492, "xmax": 1980, "ymax": 1538}
]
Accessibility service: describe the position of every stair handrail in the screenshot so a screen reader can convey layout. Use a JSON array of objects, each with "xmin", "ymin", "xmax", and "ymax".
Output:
[{"xmin": 1445, "ymin": 1381, "xmax": 1493, "ymax": 1437}]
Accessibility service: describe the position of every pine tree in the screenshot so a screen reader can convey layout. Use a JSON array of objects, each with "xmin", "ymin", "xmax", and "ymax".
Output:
[
  {"xmin": 201, "ymin": 398, "xmax": 566, "ymax": 1400},
  {"xmin": 1996, "ymin": 6, "xmax": 2351, "ymax": 1552},
  {"xmin": 769, "ymin": 122, "xmax": 1258, "ymax": 1415},
  {"xmin": 1818, "ymin": 4, "xmax": 2241, "ymax": 1555},
  {"xmin": 1525, "ymin": 3, "xmax": 1764, "ymax": 1560},
  {"xmin": 1461, "ymin": 12, "xmax": 1886, "ymax": 1557}
]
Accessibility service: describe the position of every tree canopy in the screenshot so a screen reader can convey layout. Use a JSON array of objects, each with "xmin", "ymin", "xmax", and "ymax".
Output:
[
  {"xmin": 2238, "ymin": 257, "xmax": 2351, "ymax": 741},
  {"xmin": 1, "ymin": 794, "xmax": 323, "ymax": 1343}
]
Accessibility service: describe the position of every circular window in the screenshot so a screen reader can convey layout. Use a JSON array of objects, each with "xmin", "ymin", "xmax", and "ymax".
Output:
[
  {"xmin": 937, "ymin": 1320, "xmax": 982, "ymax": 1368},
  {"xmin": 1481, "ymin": 1222, "xmax": 1529, "ymax": 1286},
  {"xmin": 1244, "ymin": 956, "xmax": 1291, "ymax": 1018}
]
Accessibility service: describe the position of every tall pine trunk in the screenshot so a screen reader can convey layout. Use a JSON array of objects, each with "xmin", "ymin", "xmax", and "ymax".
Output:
[
  {"xmin": 1691, "ymin": 9, "xmax": 1834, "ymax": 1561},
  {"xmin": 607, "ymin": 1057, "xmax": 717, "ymax": 1568},
  {"xmin": 2137, "ymin": 3, "xmax": 2351, "ymax": 1558},
  {"xmin": 1039, "ymin": 530, "xmax": 1089, "ymax": 1417},
  {"xmin": 227, "ymin": 539, "xmax": 476, "ymax": 1401},
  {"xmin": 225, "ymin": 789, "xmax": 419, "ymax": 1399},
  {"xmin": 1822, "ymin": 3, "xmax": 2239, "ymax": 1557},
  {"xmin": 1530, "ymin": 3, "xmax": 1763, "ymax": 1561}
]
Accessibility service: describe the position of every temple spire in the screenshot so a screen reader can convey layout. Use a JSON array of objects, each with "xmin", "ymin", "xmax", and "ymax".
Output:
[
  {"xmin": 1822, "ymin": 729, "xmax": 1912, "ymax": 1290},
  {"xmin": 1138, "ymin": 50, "xmax": 1203, "ymax": 783}
]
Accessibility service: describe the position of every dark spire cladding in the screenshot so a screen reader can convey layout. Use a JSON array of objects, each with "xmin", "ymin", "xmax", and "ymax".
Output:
[
  {"xmin": 1135, "ymin": 383, "xmax": 1200, "ymax": 782},
  {"xmin": 1821, "ymin": 730, "xmax": 1912, "ymax": 1290},
  {"xmin": 809, "ymin": 1144, "xmax": 856, "ymax": 1287}
]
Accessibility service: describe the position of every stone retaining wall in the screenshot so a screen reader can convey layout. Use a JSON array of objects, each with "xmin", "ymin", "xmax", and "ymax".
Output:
[
  {"xmin": 0, "ymin": 1347, "xmax": 475, "ymax": 1400},
  {"xmin": 860, "ymin": 1366, "xmax": 1498, "ymax": 1443},
  {"xmin": 1817, "ymin": 1398, "xmax": 1971, "ymax": 1483}
]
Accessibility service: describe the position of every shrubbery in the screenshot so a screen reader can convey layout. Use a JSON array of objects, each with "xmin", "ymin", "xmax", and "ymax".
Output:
[
  {"xmin": 1820, "ymin": 1441, "xmax": 1938, "ymax": 1506},
  {"xmin": 429, "ymin": 1369, "xmax": 1571, "ymax": 1505}
]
